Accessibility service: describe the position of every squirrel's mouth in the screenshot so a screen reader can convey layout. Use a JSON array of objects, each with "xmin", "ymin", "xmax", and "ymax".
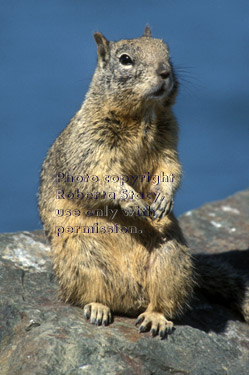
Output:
[
  {"xmin": 147, "ymin": 78, "xmax": 174, "ymax": 100},
  {"xmin": 151, "ymin": 74, "xmax": 174, "ymax": 98},
  {"xmin": 153, "ymin": 84, "xmax": 166, "ymax": 97}
]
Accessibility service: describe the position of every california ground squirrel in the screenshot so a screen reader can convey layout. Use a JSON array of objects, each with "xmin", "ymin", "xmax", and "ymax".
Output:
[{"xmin": 39, "ymin": 26, "xmax": 249, "ymax": 338}]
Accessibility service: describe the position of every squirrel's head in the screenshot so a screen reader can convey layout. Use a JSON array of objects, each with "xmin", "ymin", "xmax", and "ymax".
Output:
[{"xmin": 92, "ymin": 26, "xmax": 178, "ymax": 112}]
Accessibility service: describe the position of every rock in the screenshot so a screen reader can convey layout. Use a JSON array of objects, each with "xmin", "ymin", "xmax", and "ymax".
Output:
[{"xmin": 0, "ymin": 190, "xmax": 249, "ymax": 375}]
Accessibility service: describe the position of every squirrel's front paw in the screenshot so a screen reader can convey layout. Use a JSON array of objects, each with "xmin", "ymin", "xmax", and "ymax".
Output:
[
  {"xmin": 135, "ymin": 311, "xmax": 174, "ymax": 338},
  {"xmin": 151, "ymin": 194, "xmax": 174, "ymax": 220}
]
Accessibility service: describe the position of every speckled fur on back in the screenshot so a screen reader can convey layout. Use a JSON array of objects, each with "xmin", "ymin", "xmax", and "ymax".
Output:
[{"xmin": 39, "ymin": 27, "xmax": 249, "ymax": 337}]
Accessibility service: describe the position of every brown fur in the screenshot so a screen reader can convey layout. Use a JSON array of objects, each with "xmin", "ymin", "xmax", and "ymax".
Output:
[{"xmin": 39, "ymin": 27, "xmax": 248, "ymax": 337}]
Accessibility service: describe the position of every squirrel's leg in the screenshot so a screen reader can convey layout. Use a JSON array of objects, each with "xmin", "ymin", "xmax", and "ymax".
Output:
[
  {"xmin": 136, "ymin": 218, "xmax": 194, "ymax": 338},
  {"xmin": 51, "ymin": 230, "xmax": 145, "ymax": 326},
  {"xmin": 52, "ymin": 234, "xmax": 117, "ymax": 326}
]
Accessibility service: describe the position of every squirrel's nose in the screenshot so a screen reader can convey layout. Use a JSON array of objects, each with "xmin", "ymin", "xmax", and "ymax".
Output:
[
  {"xmin": 159, "ymin": 70, "xmax": 170, "ymax": 79},
  {"xmin": 156, "ymin": 64, "xmax": 170, "ymax": 79}
]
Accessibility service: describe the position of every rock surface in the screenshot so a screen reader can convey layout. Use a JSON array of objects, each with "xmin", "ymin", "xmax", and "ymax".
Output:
[{"xmin": 0, "ymin": 190, "xmax": 249, "ymax": 375}]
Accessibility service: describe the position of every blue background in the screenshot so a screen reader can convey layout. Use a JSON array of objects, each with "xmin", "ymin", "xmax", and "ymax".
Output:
[{"xmin": 0, "ymin": 0, "xmax": 248, "ymax": 233}]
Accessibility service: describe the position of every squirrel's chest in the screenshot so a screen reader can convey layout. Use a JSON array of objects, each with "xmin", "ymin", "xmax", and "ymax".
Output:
[{"xmin": 104, "ymin": 117, "xmax": 158, "ymax": 153}]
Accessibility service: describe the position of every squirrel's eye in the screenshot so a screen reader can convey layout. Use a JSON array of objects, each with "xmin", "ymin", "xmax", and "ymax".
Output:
[{"xmin": 119, "ymin": 54, "xmax": 133, "ymax": 65}]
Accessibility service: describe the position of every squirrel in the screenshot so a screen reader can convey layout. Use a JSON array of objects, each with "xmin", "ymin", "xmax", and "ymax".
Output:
[{"xmin": 39, "ymin": 26, "xmax": 249, "ymax": 338}]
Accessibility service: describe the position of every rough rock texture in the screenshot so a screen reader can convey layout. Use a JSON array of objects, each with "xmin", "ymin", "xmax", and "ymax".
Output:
[{"xmin": 0, "ymin": 190, "xmax": 249, "ymax": 375}]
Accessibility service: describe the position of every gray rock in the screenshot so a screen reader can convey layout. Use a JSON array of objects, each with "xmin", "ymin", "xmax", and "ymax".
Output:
[{"xmin": 0, "ymin": 190, "xmax": 249, "ymax": 375}]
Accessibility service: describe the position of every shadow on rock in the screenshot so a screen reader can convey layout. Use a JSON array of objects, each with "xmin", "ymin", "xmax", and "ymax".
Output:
[{"xmin": 178, "ymin": 248, "xmax": 249, "ymax": 334}]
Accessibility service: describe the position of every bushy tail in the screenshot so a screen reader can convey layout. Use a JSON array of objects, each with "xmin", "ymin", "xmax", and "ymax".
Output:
[{"xmin": 193, "ymin": 253, "xmax": 249, "ymax": 323}]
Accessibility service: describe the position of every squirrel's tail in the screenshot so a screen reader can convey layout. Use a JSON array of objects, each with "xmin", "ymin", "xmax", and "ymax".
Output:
[{"xmin": 193, "ymin": 253, "xmax": 249, "ymax": 323}]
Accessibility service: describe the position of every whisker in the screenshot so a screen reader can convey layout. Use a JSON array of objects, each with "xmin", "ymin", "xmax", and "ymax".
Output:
[{"xmin": 173, "ymin": 64, "xmax": 205, "ymax": 97}]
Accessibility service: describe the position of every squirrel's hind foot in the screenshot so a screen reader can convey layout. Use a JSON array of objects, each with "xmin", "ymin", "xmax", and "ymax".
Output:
[
  {"xmin": 83, "ymin": 302, "xmax": 112, "ymax": 326},
  {"xmin": 135, "ymin": 311, "xmax": 174, "ymax": 339}
]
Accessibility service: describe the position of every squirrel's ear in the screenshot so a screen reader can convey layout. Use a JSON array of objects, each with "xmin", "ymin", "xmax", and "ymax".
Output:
[
  {"xmin": 143, "ymin": 25, "xmax": 152, "ymax": 37},
  {"xmin": 94, "ymin": 32, "xmax": 109, "ymax": 62}
]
